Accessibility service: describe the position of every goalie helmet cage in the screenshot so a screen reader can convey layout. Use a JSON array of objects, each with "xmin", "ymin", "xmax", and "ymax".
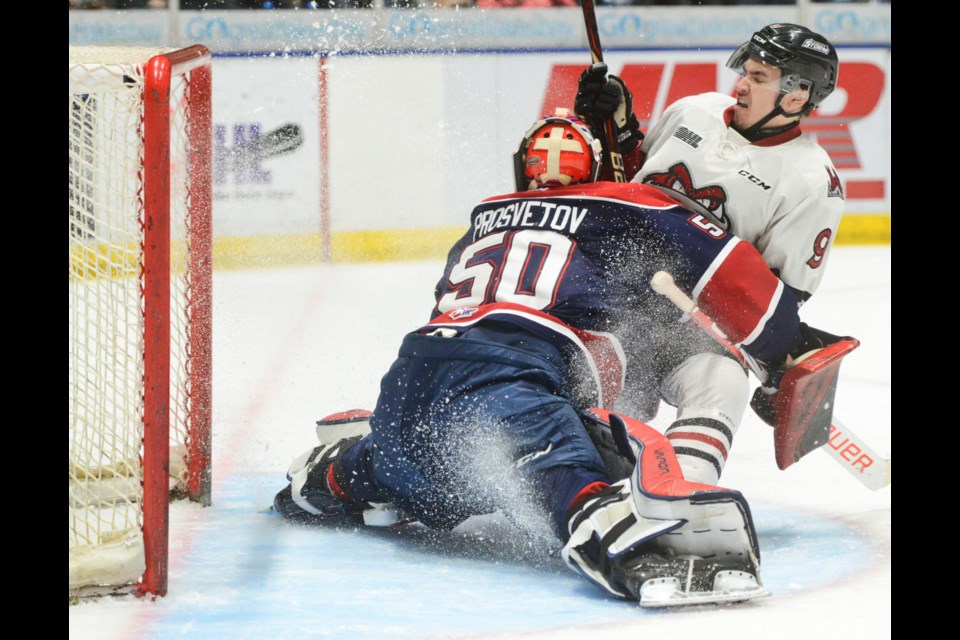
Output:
[{"xmin": 69, "ymin": 45, "xmax": 212, "ymax": 599}]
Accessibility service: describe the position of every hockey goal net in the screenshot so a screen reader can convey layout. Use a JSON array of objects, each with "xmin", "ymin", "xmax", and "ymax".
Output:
[{"xmin": 69, "ymin": 45, "xmax": 212, "ymax": 598}]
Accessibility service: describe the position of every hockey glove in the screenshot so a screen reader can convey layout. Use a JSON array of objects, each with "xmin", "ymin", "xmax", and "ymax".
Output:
[{"xmin": 574, "ymin": 63, "xmax": 644, "ymax": 155}]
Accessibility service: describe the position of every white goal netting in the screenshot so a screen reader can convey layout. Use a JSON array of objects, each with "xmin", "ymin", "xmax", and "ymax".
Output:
[{"xmin": 69, "ymin": 45, "xmax": 208, "ymax": 595}]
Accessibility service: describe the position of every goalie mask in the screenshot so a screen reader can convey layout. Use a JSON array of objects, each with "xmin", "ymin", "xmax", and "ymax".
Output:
[{"xmin": 513, "ymin": 109, "xmax": 603, "ymax": 192}]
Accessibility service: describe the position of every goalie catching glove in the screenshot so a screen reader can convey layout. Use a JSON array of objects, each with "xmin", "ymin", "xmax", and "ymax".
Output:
[
  {"xmin": 561, "ymin": 411, "xmax": 768, "ymax": 607},
  {"xmin": 574, "ymin": 63, "xmax": 644, "ymax": 155}
]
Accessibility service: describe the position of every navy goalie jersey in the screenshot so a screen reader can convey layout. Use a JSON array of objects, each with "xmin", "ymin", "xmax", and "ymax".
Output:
[{"xmin": 429, "ymin": 182, "xmax": 801, "ymax": 412}]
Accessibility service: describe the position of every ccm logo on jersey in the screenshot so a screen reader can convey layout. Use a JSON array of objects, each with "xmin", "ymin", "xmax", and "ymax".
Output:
[{"xmin": 738, "ymin": 169, "xmax": 772, "ymax": 191}]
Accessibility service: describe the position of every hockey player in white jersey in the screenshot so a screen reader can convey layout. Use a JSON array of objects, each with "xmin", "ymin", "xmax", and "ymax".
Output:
[{"xmin": 574, "ymin": 23, "xmax": 845, "ymax": 485}]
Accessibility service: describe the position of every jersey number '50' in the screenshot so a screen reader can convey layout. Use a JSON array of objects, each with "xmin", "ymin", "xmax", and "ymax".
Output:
[{"xmin": 437, "ymin": 230, "xmax": 574, "ymax": 313}]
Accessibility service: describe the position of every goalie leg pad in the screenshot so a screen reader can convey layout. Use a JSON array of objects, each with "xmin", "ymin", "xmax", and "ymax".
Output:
[
  {"xmin": 315, "ymin": 409, "xmax": 373, "ymax": 444},
  {"xmin": 276, "ymin": 431, "xmax": 408, "ymax": 527},
  {"xmin": 562, "ymin": 480, "xmax": 684, "ymax": 599},
  {"xmin": 563, "ymin": 410, "xmax": 764, "ymax": 602},
  {"xmin": 622, "ymin": 411, "xmax": 761, "ymax": 564},
  {"xmin": 573, "ymin": 410, "xmax": 762, "ymax": 587},
  {"xmin": 275, "ymin": 436, "xmax": 367, "ymax": 523}
]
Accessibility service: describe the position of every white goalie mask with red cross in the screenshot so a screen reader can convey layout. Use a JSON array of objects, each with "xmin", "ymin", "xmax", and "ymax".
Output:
[{"xmin": 513, "ymin": 108, "xmax": 603, "ymax": 191}]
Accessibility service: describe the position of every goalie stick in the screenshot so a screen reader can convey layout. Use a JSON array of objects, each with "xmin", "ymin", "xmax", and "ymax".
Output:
[
  {"xmin": 649, "ymin": 271, "xmax": 891, "ymax": 491},
  {"xmin": 580, "ymin": 0, "xmax": 626, "ymax": 183}
]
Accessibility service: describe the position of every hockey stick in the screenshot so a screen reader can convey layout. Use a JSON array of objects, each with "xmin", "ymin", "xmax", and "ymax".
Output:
[
  {"xmin": 650, "ymin": 271, "xmax": 891, "ymax": 491},
  {"xmin": 580, "ymin": 0, "xmax": 626, "ymax": 183}
]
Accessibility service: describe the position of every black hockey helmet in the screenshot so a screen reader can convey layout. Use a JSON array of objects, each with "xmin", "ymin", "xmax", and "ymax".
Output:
[{"xmin": 726, "ymin": 23, "xmax": 839, "ymax": 116}]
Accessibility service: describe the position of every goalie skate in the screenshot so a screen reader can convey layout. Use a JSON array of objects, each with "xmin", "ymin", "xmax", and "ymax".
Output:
[
  {"xmin": 623, "ymin": 553, "xmax": 771, "ymax": 609},
  {"xmin": 638, "ymin": 572, "xmax": 770, "ymax": 608}
]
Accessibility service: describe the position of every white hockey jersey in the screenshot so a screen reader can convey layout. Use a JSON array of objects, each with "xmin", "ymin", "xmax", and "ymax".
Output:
[{"xmin": 634, "ymin": 92, "xmax": 845, "ymax": 302}]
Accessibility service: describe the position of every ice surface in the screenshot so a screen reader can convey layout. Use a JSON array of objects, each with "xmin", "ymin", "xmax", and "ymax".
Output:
[{"xmin": 69, "ymin": 246, "xmax": 891, "ymax": 640}]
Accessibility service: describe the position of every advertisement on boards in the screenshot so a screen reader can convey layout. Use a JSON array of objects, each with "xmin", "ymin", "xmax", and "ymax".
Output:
[
  {"xmin": 210, "ymin": 48, "xmax": 889, "ymax": 263},
  {"xmin": 534, "ymin": 49, "xmax": 890, "ymax": 209},
  {"xmin": 212, "ymin": 57, "xmax": 322, "ymax": 239}
]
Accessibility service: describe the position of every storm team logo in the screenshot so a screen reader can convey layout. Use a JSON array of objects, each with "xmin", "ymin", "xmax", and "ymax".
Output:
[{"xmin": 642, "ymin": 162, "xmax": 731, "ymax": 230}]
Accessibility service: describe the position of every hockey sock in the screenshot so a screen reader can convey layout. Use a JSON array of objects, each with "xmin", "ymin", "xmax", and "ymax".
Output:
[{"xmin": 665, "ymin": 409, "xmax": 738, "ymax": 485}]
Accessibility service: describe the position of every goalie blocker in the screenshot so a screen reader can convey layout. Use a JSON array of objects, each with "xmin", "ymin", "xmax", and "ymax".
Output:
[{"xmin": 751, "ymin": 336, "xmax": 861, "ymax": 469}]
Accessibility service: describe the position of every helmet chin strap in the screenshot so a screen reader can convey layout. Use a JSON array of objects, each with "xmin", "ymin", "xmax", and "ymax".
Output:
[{"xmin": 735, "ymin": 94, "xmax": 806, "ymax": 141}]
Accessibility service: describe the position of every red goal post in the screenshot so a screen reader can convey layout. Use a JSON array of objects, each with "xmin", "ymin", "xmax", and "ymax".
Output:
[{"xmin": 69, "ymin": 45, "xmax": 212, "ymax": 598}]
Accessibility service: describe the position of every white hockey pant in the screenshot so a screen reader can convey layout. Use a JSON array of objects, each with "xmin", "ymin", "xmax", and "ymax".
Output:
[{"xmin": 661, "ymin": 352, "xmax": 749, "ymax": 484}]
